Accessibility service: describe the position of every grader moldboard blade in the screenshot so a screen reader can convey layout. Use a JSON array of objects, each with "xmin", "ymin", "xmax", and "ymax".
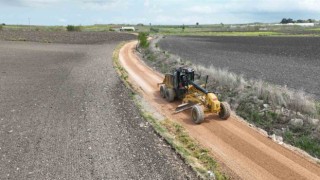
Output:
[{"xmin": 174, "ymin": 102, "xmax": 198, "ymax": 114}]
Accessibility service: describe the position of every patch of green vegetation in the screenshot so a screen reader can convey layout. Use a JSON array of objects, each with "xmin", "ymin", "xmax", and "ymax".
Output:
[
  {"xmin": 175, "ymin": 124, "xmax": 213, "ymax": 165},
  {"xmin": 66, "ymin": 25, "xmax": 82, "ymax": 32},
  {"xmin": 150, "ymin": 27, "xmax": 160, "ymax": 33},
  {"xmin": 0, "ymin": 25, "xmax": 2, "ymax": 31},
  {"xmin": 138, "ymin": 32, "xmax": 149, "ymax": 48},
  {"xmin": 3, "ymin": 25, "xmax": 65, "ymax": 32},
  {"xmin": 82, "ymin": 24, "xmax": 112, "ymax": 32},
  {"xmin": 160, "ymin": 63, "xmax": 169, "ymax": 73},
  {"xmin": 236, "ymin": 101, "xmax": 277, "ymax": 132},
  {"xmin": 284, "ymin": 130, "xmax": 320, "ymax": 158},
  {"xmin": 307, "ymin": 28, "xmax": 320, "ymax": 31},
  {"xmin": 146, "ymin": 53, "xmax": 156, "ymax": 62},
  {"xmin": 140, "ymin": 114, "xmax": 227, "ymax": 179}
]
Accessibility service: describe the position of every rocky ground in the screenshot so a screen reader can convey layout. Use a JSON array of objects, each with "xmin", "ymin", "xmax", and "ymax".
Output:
[
  {"xmin": 159, "ymin": 36, "xmax": 320, "ymax": 99},
  {"xmin": 0, "ymin": 32, "xmax": 197, "ymax": 179}
]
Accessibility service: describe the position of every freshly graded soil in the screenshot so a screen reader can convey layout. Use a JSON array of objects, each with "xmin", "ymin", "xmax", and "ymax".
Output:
[
  {"xmin": 159, "ymin": 36, "xmax": 320, "ymax": 98},
  {"xmin": 0, "ymin": 33, "xmax": 197, "ymax": 179}
]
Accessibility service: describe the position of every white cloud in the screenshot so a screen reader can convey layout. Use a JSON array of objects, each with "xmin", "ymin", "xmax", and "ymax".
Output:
[
  {"xmin": 144, "ymin": 0, "xmax": 149, "ymax": 7},
  {"xmin": 183, "ymin": 0, "xmax": 320, "ymax": 14},
  {"xmin": 0, "ymin": 0, "xmax": 63, "ymax": 7},
  {"xmin": 185, "ymin": 6, "xmax": 216, "ymax": 14},
  {"xmin": 80, "ymin": 0, "xmax": 130, "ymax": 10},
  {"xmin": 58, "ymin": 18, "xmax": 67, "ymax": 22},
  {"xmin": 296, "ymin": 0, "xmax": 320, "ymax": 12}
]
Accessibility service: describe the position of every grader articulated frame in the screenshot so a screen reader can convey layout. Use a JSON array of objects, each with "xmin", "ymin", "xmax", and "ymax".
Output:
[{"xmin": 158, "ymin": 67, "xmax": 230, "ymax": 124}]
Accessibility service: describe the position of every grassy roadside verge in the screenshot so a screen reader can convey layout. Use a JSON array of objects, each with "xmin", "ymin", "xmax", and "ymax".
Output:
[{"xmin": 112, "ymin": 42, "xmax": 228, "ymax": 179}]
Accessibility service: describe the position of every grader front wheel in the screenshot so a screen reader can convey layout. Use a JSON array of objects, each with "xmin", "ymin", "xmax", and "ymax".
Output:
[
  {"xmin": 219, "ymin": 102, "xmax": 231, "ymax": 120},
  {"xmin": 191, "ymin": 105, "xmax": 204, "ymax": 124},
  {"xmin": 165, "ymin": 88, "xmax": 175, "ymax": 102}
]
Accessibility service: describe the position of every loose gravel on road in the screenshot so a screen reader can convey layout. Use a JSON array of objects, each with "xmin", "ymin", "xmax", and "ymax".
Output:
[
  {"xmin": 159, "ymin": 36, "xmax": 320, "ymax": 98},
  {"xmin": 0, "ymin": 33, "xmax": 196, "ymax": 179}
]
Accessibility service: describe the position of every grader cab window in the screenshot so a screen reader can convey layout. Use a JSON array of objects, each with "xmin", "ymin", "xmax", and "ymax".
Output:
[{"xmin": 187, "ymin": 72, "xmax": 194, "ymax": 82}]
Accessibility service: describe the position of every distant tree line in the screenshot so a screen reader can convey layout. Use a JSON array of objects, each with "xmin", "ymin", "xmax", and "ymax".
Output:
[{"xmin": 280, "ymin": 18, "xmax": 316, "ymax": 24}]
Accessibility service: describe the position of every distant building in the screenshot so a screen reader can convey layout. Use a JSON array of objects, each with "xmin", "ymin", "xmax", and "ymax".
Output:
[{"xmin": 120, "ymin": 27, "xmax": 135, "ymax": 31}]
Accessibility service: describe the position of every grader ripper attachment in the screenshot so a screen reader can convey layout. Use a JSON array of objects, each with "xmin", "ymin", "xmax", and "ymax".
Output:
[{"xmin": 158, "ymin": 67, "xmax": 231, "ymax": 124}]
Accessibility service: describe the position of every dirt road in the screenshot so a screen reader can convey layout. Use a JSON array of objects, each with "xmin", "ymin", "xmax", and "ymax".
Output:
[
  {"xmin": 0, "ymin": 39, "xmax": 197, "ymax": 179},
  {"xmin": 119, "ymin": 41, "xmax": 320, "ymax": 179}
]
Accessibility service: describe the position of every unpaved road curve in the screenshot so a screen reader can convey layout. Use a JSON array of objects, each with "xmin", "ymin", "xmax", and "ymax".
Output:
[{"xmin": 119, "ymin": 41, "xmax": 320, "ymax": 180}]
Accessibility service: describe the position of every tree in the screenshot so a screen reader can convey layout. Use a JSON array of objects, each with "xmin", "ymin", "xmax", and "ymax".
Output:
[
  {"xmin": 138, "ymin": 32, "xmax": 149, "ymax": 48},
  {"xmin": 288, "ymin": 18, "xmax": 294, "ymax": 23},
  {"xmin": 182, "ymin": 24, "xmax": 185, "ymax": 32},
  {"xmin": 196, "ymin": 22, "xmax": 199, "ymax": 26},
  {"xmin": 280, "ymin": 18, "xmax": 294, "ymax": 24},
  {"xmin": 307, "ymin": 19, "xmax": 315, "ymax": 23},
  {"xmin": 296, "ymin": 19, "xmax": 304, "ymax": 23}
]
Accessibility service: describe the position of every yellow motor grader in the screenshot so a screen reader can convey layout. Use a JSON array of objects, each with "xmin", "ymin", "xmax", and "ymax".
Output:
[{"xmin": 159, "ymin": 67, "xmax": 231, "ymax": 124}]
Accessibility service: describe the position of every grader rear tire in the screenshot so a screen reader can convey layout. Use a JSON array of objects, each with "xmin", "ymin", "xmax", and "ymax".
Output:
[
  {"xmin": 165, "ymin": 88, "xmax": 175, "ymax": 102},
  {"xmin": 191, "ymin": 105, "xmax": 204, "ymax": 124},
  {"xmin": 160, "ymin": 85, "xmax": 166, "ymax": 98},
  {"xmin": 219, "ymin": 102, "xmax": 231, "ymax": 120}
]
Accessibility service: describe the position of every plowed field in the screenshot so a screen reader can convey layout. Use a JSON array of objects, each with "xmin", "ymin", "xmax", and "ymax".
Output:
[{"xmin": 159, "ymin": 36, "xmax": 320, "ymax": 98}]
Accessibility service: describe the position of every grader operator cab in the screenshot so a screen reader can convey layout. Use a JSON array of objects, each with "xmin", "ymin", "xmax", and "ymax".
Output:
[{"xmin": 159, "ymin": 67, "xmax": 231, "ymax": 124}]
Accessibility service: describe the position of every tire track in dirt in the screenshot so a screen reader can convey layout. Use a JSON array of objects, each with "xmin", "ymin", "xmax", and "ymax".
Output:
[{"xmin": 119, "ymin": 41, "xmax": 320, "ymax": 180}]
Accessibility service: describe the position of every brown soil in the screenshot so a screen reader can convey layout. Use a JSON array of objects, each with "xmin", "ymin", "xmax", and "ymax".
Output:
[{"xmin": 119, "ymin": 41, "xmax": 320, "ymax": 180}]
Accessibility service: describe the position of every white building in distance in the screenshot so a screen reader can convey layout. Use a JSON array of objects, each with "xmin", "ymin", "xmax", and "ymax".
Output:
[{"xmin": 120, "ymin": 27, "xmax": 135, "ymax": 31}]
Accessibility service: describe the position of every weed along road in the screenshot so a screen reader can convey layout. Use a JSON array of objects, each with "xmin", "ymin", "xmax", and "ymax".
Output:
[
  {"xmin": 0, "ymin": 35, "xmax": 197, "ymax": 179},
  {"xmin": 119, "ymin": 40, "xmax": 320, "ymax": 180}
]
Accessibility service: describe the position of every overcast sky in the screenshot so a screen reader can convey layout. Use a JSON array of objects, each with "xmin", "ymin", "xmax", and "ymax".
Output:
[{"xmin": 1, "ymin": 0, "xmax": 320, "ymax": 25}]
